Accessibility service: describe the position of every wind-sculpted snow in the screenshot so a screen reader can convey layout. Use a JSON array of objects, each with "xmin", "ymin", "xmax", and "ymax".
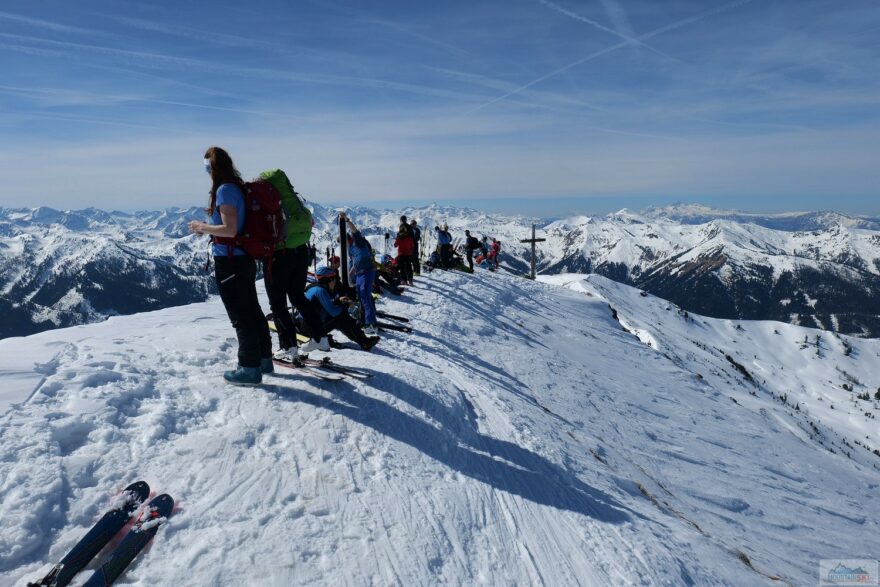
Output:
[{"xmin": 1, "ymin": 270, "xmax": 878, "ymax": 585}]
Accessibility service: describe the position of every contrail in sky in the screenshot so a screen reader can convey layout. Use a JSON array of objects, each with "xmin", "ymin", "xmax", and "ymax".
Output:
[
  {"xmin": 597, "ymin": 0, "xmax": 638, "ymax": 41},
  {"xmin": 535, "ymin": 0, "xmax": 674, "ymax": 61},
  {"xmin": 466, "ymin": 0, "xmax": 758, "ymax": 115}
]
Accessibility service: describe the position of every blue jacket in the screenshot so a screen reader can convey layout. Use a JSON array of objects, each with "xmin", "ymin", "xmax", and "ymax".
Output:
[
  {"xmin": 436, "ymin": 229, "xmax": 452, "ymax": 245},
  {"xmin": 348, "ymin": 231, "xmax": 375, "ymax": 276},
  {"xmin": 305, "ymin": 284, "xmax": 343, "ymax": 322}
]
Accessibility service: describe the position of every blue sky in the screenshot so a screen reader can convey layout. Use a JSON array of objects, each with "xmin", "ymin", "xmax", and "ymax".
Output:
[{"xmin": 1, "ymin": 0, "xmax": 878, "ymax": 216}]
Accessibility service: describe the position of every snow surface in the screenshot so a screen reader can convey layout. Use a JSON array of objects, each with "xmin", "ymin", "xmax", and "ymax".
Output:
[{"xmin": 1, "ymin": 270, "xmax": 878, "ymax": 586}]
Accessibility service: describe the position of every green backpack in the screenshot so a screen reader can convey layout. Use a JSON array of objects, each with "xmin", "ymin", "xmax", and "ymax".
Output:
[{"xmin": 259, "ymin": 169, "xmax": 313, "ymax": 249}]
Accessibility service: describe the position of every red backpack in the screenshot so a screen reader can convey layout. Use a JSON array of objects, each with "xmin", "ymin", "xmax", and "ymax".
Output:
[{"xmin": 215, "ymin": 180, "xmax": 287, "ymax": 281}]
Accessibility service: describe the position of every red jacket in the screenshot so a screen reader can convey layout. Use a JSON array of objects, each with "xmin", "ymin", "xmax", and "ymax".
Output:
[{"xmin": 394, "ymin": 232, "xmax": 415, "ymax": 256}]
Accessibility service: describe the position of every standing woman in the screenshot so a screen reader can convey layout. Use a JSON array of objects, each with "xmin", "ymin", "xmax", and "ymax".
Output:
[{"xmin": 188, "ymin": 146, "xmax": 273, "ymax": 386}]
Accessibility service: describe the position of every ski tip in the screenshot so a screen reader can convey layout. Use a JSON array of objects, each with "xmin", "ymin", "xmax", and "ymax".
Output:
[
  {"xmin": 124, "ymin": 480, "xmax": 150, "ymax": 495},
  {"xmin": 148, "ymin": 494, "xmax": 175, "ymax": 516}
]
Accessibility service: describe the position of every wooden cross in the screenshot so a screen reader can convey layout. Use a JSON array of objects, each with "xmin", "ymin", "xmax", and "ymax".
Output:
[{"xmin": 519, "ymin": 224, "xmax": 546, "ymax": 280}]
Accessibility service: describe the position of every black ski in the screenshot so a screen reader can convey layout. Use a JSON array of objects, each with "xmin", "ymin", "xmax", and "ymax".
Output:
[
  {"xmin": 273, "ymin": 358, "xmax": 343, "ymax": 380},
  {"xmin": 301, "ymin": 356, "xmax": 373, "ymax": 379},
  {"xmin": 82, "ymin": 494, "xmax": 174, "ymax": 587},
  {"xmin": 375, "ymin": 311, "xmax": 410, "ymax": 323},
  {"xmin": 377, "ymin": 321, "xmax": 412, "ymax": 333},
  {"xmin": 29, "ymin": 481, "xmax": 150, "ymax": 587}
]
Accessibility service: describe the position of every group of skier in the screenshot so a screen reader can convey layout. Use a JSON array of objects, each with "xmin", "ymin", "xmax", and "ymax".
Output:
[
  {"xmin": 189, "ymin": 146, "xmax": 504, "ymax": 386},
  {"xmin": 417, "ymin": 224, "xmax": 502, "ymax": 272}
]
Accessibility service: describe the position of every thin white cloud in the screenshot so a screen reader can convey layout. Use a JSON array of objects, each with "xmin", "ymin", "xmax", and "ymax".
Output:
[
  {"xmin": 466, "ymin": 0, "xmax": 759, "ymax": 115},
  {"xmin": 359, "ymin": 17, "xmax": 474, "ymax": 59},
  {"xmin": 112, "ymin": 16, "xmax": 288, "ymax": 52},
  {"xmin": 0, "ymin": 83, "xmax": 293, "ymax": 116},
  {"xmin": 0, "ymin": 32, "xmax": 206, "ymax": 69},
  {"xmin": 0, "ymin": 41, "xmax": 65, "ymax": 58},
  {"xmin": 0, "ymin": 32, "xmax": 491, "ymax": 104},
  {"xmin": 427, "ymin": 66, "xmax": 607, "ymax": 111},
  {"xmin": 0, "ymin": 11, "xmax": 98, "ymax": 35},
  {"xmin": 7, "ymin": 110, "xmax": 184, "ymax": 132}
]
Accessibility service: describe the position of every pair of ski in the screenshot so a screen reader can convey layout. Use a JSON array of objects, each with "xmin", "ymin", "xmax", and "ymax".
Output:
[
  {"xmin": 374, "ymin": 313, "xmax": 412, "ymax": 333},
  {"xmin": 29, "ymin": 481, "xmax": 173, "ymax": 587},
  {"xmin": 274, "ymin": 354, "xmax": 372, "ymax": 380}
]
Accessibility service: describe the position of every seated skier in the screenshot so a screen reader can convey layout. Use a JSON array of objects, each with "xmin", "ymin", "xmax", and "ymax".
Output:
[
  {"xmin": 425, "ymin": 249, "xmax": 440, "ymax": 273},
  {"xmin": 374, "ymin": 254, "xmax": 404, "ymax": 295},
  {"xmin": 303, "ymin": 266, "xmax": 380, "ymax": 351}
]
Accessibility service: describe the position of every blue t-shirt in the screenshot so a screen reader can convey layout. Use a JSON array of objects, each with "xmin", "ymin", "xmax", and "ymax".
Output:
[{"xmin": 210, "ymin": 183, "xmax": 246, "ymax": 257}]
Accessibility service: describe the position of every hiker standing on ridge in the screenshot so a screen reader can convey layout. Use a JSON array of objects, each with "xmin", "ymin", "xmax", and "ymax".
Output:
[
  {"xmin": 464, "ymin": 229, "xmax": 481, "ymax": 272},
  {"xmin": 410, "ymin": 219, "xmax": 422, "ymax": 275},
  {"xmin": 435, "ymin": 223, "xmax": 453, "ymax": 268},
  {"xmin": 258, "ymin": 169, "xmax": 329, "ymax": 364},
  {"xmin": 340, "ymin": 212, "xmax": 379, "ymax": 336},
  {"xmin": 188, "ymin": 146, "xmax": 272, "ymax": 386},
  {"xmin": 488, "ymin": 238, "xmax": 502, "ymax": 269},
  {"xmin": 394, "ymin": 216, "xmax": 415, "ymax": 286}
]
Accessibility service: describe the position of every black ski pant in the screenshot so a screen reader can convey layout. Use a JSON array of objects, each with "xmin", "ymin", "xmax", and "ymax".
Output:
[
  {"xmin": 263, "ymin": 245, "xmax": 324, "ymax": 350},
  {"xmin": 440, "ymin": 244, "xmax": 453, "ymax": 268},
  {"xmin": 300, "ymin": 301, "xmax": 370, "ymax": 348},
  {"xmin": 324, "ymin": 312, "xmax": 371, "ymax": 348},
  {"xmin": 466, "ymin": 249, "xmax": 474, "ymax": 271},
  {"xmin": 412, "ymin": 243, "xmax": 421, "ymax": 274},
  {"xmin": 215, "ymin": 255, "xmax": 272, "ymax": 368},
  {"xmin": 397, "ymin": 254, "xmax": 414, "ymax": 283}
]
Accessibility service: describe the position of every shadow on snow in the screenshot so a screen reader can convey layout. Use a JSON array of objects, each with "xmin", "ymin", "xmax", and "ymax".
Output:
[{"xmin": 267, "ymin": 375, "xmax": 631, "ymax": 524}]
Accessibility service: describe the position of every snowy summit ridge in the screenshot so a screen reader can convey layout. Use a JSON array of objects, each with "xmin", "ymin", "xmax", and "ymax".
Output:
[{"xmin": 0, "ymin": 268, "xmax": 877, "ymax": 585}]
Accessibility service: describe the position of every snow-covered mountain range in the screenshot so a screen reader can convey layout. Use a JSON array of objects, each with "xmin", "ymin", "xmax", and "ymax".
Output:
[
  {"xmin": 2, "ymin": 203, "xmax": 879, "ymax": 339},
  {"xmin": 1, "ymin": 270, "xmax": 877, "ymax": 585}
]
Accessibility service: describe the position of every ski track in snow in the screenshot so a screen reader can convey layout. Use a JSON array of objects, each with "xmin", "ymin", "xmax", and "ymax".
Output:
[{"xmin": 1, "ymin": 270, "xmax": 878, "ymax": 586}]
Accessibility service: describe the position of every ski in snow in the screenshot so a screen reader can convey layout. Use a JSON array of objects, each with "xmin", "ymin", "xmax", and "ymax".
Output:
[
  {"xmin": 300, "ymin": 356, "xmax": 373, "ymax": 379},
  {"xmin": 375, "ymin": 311, "xmax": 410, "ymax": 323},
  {"xmin": 273, "ymin": 358, "xmax": 344, "ymax": 380},
  {"xmin": 81, "ymin": 493, "xmax": 174, "ymax": 587},
  {"xmin": 376, "ymin": 321, "xmax": 412, "ymax": 333},
  {"xmin": 28, "ymin": 481, "xmax": 150, "ymax": 587}
]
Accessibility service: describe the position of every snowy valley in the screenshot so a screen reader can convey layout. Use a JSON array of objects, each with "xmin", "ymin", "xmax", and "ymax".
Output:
[{"xmin": 1, "ymin": 268, "xmax": 878, "ymax": 586}]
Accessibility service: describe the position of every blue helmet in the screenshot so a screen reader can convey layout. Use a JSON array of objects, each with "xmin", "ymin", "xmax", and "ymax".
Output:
[{"xmin": 315, "ymin": 265, "xmax": 337, "ymax": 281}]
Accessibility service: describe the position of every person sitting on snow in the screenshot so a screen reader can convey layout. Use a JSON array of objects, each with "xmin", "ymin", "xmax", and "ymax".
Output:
[
  {"xmin": 303, "ymin": 266, "xmax": 380, "ymax": 351},
  {"xmin": 425, "ymin": 250, "xmax": 440, "ymax": 273}
]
